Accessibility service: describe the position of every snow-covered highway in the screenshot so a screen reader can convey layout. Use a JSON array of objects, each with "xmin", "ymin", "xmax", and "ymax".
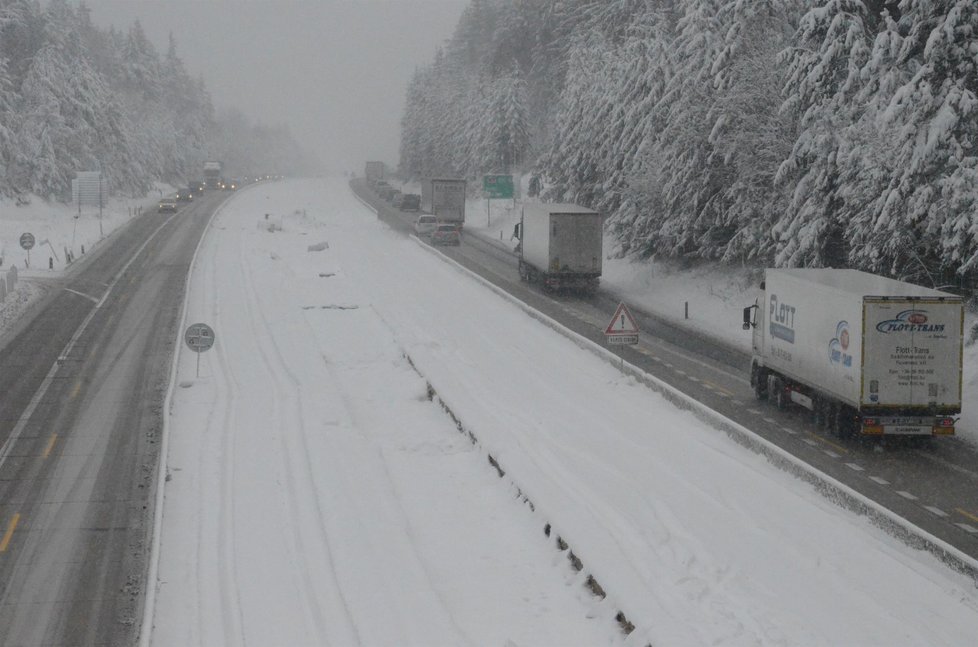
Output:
[{"xmin": 146, "ymin": 178, "xmax": 978, "ymax": 646}]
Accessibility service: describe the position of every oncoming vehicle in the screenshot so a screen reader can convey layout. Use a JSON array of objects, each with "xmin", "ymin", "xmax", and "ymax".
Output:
[
  {"xmin": 176, "ymin": 188, "xmax": 194, "ymax": 202},
  {"xmin": 414, "ymin": 215, "xmax": 438, "ymax": 238},
  {"xmin": 158, "ymin": 198, "xmax": 178, "ymax": 213},
  {"xmin": 430, "ymin": 223, "xmax": 461, "ymax": 246}
]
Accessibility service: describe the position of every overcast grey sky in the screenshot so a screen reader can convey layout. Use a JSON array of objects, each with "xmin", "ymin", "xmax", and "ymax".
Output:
[{"xmin": 82, "ymin": 1, "xmax": 467, "ymax": 173}]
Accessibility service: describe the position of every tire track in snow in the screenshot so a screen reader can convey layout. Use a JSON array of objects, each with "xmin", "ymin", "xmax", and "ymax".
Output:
[
  {"xmin": 204, "ymin": 232, "xmax": 248, "ymax": 647},
  {"xmin": 234, "ymin": 234, "xmax": 360, "ymax": 645}
]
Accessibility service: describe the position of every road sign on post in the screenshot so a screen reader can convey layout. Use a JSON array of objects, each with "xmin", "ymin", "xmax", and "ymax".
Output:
[
  {"xmin": 483, "ymin": 174, "xmax": 515, "ymax": 226},
  {"xmin": 20, "ymin": 232, "xmax": 35, "ymax": 268},
  {"xmin": 185, "ymin": 322, "xmax": 215, "ymax": 377},
  {"xmin": 483, "ymin": 174, "xmax": 514, "ymax": 199},
  {"xmin": 604, "ymin": 302, "xmax": 639, "ymax": 346}
]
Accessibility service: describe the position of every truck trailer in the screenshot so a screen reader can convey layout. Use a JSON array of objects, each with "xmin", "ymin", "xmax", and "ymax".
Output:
[
  {"xmin": 203, "ymin": 161, "xmax": 222, "ymax": 190},
  {"xmin": 364, "ymin": 161, "xmax": 385, "ymax": 184},
  {"xmin": 421, "ymin": 178, "xmax": 466, "ymax": 227},
  {"xmin": 743, "ymin": 269, "xmax": 963, "ymax": 438},
  {"xmin": 517, "ymin": 203, "xmax": 604, "ymax": 294}
]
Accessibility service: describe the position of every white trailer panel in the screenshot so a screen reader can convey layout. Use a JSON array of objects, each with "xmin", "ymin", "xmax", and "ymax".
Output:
[
  {"xmin": 757, "ymin": 269, "xmax": 962, "ymax": 412},
  {"xmin": 521, "ymin": 203, "xmax": 603, "ymax": 275},
  {"xmin": 861, "ymin": 299, "xmax": 963, "ymax": 409}
]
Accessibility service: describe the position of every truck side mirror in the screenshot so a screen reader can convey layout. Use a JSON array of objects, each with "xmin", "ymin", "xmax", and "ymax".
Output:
[{"xmin": 743, "ymin": 305, "xmax": 756, "ymax": 330}]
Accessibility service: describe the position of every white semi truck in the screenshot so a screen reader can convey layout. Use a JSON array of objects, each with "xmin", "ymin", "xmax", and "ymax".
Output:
[
  {"xmin": 517, "ymin": 203, "xmax": 604, "ymax": 294},
  {"xmin": 364, "ymin": 161, "xmax": 385, "ymax": 184},
  {"xmin": 421, "ymin": 178, "xmax": 466, "ymax": 227},
  {"xmin": 743, "ymin": 269, "xmax": 963, "ymax": 438},
  {"xmin": 203, "ymin": 161, "xmax": 222, "ymax": 190}
]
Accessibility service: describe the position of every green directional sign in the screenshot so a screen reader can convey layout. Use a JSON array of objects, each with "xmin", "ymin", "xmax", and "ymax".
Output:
[{"xmin": 483, "ymin": 174, "xmax": 514, "ymax": 199}]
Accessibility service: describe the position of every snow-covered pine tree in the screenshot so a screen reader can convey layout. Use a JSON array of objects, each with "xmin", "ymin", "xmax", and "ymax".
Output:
[{"xmin": 776, "ymin": 0, "xmax": 878, "ymax": 268}]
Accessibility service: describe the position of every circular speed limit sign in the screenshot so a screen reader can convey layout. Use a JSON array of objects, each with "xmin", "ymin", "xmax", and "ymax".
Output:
[
  {"xmin": 184, "ymin": 323, "xmax": 215, "ymax": 353},
  {"xmin": 19, "ymin": 232, "xmax": 35, "ymax": 250}
]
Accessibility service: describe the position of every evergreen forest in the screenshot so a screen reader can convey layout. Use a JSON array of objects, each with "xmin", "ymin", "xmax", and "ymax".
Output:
[
  {"xmin": 399, "ymin": 0, "xmax": 978, "ymax": 288},
  {"xmin": 0, "ymin": 0, "xmax": 314, "ymax": 201}
]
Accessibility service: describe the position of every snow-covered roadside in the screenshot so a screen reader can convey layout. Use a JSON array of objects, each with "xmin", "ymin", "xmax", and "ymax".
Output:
[
  {"xmin": 0, "ymin": 186, "xmax": 175, "ymax": 343},
  {"xmin": 151, "ymin": 177, "xmax": 977, "ymax": 646},
  {"xmin": 149, "ymin": 181, "xmax": 623, "ymax": 646}
]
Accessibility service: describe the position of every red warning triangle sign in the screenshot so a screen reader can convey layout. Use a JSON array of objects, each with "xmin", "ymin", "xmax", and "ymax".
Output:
[{"xmin": 605, "ymin": 302, "xmax": 640, "ymax": 335}]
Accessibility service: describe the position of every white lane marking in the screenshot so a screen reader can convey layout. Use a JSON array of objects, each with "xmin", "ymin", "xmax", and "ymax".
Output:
[
  {"xmin": 782, "ymin": 428, "xmax": 797, "ymax": 435},
  {"xmin": 763, "ymin": 417, "xmax": 777, "ymax": 425},
  {"xmin": 663, "ymin": 363, "xmax": 673, "ymax": 368},
  {"xmin": 64, "ymin": 288, "xmax": 100, "ymax": 304},
  {"xmin": 897, "ymin": 491, "xmax": 918, "ymax": 501},
  {"xmin": 802, "ymin": 438, "xmax": 817, "ymax": 447},
  {"xmin": 924, "ymin": 506, "xmax": 948, "ymax": 518},
  {"xmin": 869, "ymin": 476, "xmax": 890, "ymax": 486},
  {"xmin": 675, "ymin": 369, "xmax": 687, "ymax": 376},
  {"xmin": 955, "ymin": 523, "xmax": 978, "ymax": 534},
  {"xmin": 687, "ymin": 376, "xmax": 700, "ymax": 383},
  {"xmin": 748, "ymin": 409, "xmax": 762, "ymax": 415},
  {"xmin": 823, "ymin": 450, "xmax": 840, "ymax": 458},
  {"xmin": 845, "ymin": 463, "xmax": 864, "ymax": 472}
]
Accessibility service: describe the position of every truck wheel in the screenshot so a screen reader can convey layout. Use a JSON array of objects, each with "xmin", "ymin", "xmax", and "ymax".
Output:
[
  {"xmin": 751, "ymin": 365, "xmax": 767, "ymax": 400},
  {"xmin": 812, "ymin": 397, "xmax": 824, "ymax": 427},
  {"xmin": 774, "ymin": 380, "xmax": 789, "ymax": 411},
  {"xmin": 834, "ymin": 406, "xmax": 855, "ymax": 440}
]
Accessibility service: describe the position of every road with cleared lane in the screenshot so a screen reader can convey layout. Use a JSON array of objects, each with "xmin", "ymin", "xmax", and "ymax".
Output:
[
  {"xmin": 353, "ymin": 179, "xmax": 978, "ymax": 566},
  {"xmin": 0, "ymin": 190, "xmax": 226, "ymax": 646}
]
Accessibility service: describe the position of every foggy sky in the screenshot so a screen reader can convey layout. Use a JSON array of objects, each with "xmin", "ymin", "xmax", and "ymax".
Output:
[{"xmin": 82, "ymin": 1, "xmax": 467, "ymax": 173}]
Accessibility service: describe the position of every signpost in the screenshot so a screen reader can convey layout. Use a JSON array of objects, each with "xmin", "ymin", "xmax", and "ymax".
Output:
[
  {"xmin": 184, "ymin": 322, "xmax": 216, "ymax": 377},
  {"xmin": 605, "ymin": 302, "xmax": 640, "ymax": 371},
  {"xmin": 20, "ymin": 232, "xmax": 35, "ymax": 268},
  {"xmin": 483, "ymin": 174, "xmax": 515, "ymax": 226}
]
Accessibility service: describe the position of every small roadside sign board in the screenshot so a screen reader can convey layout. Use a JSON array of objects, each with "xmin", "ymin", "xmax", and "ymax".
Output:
[
  {"xmin": 605, "ymin": 302, "xmax": 639, "ymax": 346},
  {"xmin": 483, "ymin": 174, "xmax": 514, "ymax": 199},
  {"xmin": 184, "ymin": 323, "xmax": 215, "ymax": 353},
  {"xmin": 19, "ymin": 233, "xmax": 35, "ymax": 250}
]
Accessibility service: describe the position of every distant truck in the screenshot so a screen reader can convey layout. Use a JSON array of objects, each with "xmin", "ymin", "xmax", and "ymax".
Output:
[
  {"xmin": 516, "ymin": 203, "xmax": 604, "ymax": 293},
  {"xmin": 364, "ymin": 161, "xmax": 385, "ymax": 184},
  {"xmin": 743, "ymin": 269, "xmax": 962, "ymax": 438},
  {"xmin": 203, "ymin": 161, "xmax": 222, "ymax": 190},
  {"xmin": 421, "ymin": 178, "xmax": 466, "ymax": 227}
]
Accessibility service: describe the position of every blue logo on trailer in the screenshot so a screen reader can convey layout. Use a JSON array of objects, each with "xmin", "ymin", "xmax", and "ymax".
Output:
[
  {"xmin": 828, "ymin": 321, "xmax": 853, "ymax": 367},
  {"xmin": 876, "ymin": 310, "xmax": 944, "ymax": 334},
  {"xmin": 768, "ymin": 294, "xmax": 796, "ymax": 343}
]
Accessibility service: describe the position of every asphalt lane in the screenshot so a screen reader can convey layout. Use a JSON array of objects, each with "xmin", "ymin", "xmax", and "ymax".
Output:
[
  {"xmin": 0, "ymin": 190, "xmax": 227, "ymax": 646},
  {"xmin": 354, "ymin": 179, "xmax": 978, "ymax": 564}
]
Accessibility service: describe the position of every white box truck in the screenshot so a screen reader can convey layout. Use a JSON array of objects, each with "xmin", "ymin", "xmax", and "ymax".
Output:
[
  {"xmin": 517, "ymin": 203, "xmax": 604, "ymax": 293},
  {"xmin": 743, "ymin": 269, "xmax": 963, "ymax": 438},
  {"xmin": 364, "ymin": 161, "xmax": 384, "ymax": 184},
  {"xmin": 203, "ymin": 161, "xmax": 222, "ymax": 190},
  {"xmin": 421, "ymin": 178, "xmax": 466, "ymax": 227}
]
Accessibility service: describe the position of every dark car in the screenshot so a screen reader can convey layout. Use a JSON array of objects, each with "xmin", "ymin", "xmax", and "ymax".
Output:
[
  {"xmin": 176, "ymin": 187, "xmax": 195, "ymax": 202},
  {"xmin": 188, "ymin": 181, "xmax": 204, "ymax": 193},
  {"xmin": 430, "ymin": 223, "xmax": 461, "ymax": 246},
  {"xmin": 400, "ymin": 194, "xmax": 421, "ymax": 211},
  {"xmin": 158, "ymin": 198, "xmax": 178, "ymax": 213}
]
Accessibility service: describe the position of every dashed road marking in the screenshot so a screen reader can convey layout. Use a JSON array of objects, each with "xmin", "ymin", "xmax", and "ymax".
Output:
[
  {"xmin": 748, "ymin": 409, "xmax": 762, "ymax": 415},
  {"xmin": 897, "ymin": 491, "xmax": 918, "ymax": 501},
  {"xmin": 763, "ymin": 417, "xmax": 777, "ymax": 425},
  {"xmin": 845, "ymin": 463, "xmax": 864, "ymax": 472},
  {"xmin": 924, "ymin": 506, "xmax": 948, "ymax": 518},
  {"xmin": 802, "ymin": 438, "xmax": 817, "ymax": 447},
  {"xmin": 823, "ymin": 450, "xmax": 840, "ymax": 458},
  {"xmin": 869, "ymin": 476, "xmax": 890, "ymax": 486},
  {"xmin": 43, "ymin": 434, "xmax": 57, "ymax": 459},
  {"xmin": 0, "ymin": 513, "xmax": 20, "ymax": 552},
  {"xmin": 955, "ymin": 523, "xmax": 978, "ymax": 534},
  {"xmin": 782, "ymin": 428, "xmax": 797, "ymax": 435},
  {"xmin": 955, "ymin": 508, "xmax": 978, "ymax": 524},
  {"xmin": 687, "ymin": 375, "xmax": 699, "ymax": 382}
]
